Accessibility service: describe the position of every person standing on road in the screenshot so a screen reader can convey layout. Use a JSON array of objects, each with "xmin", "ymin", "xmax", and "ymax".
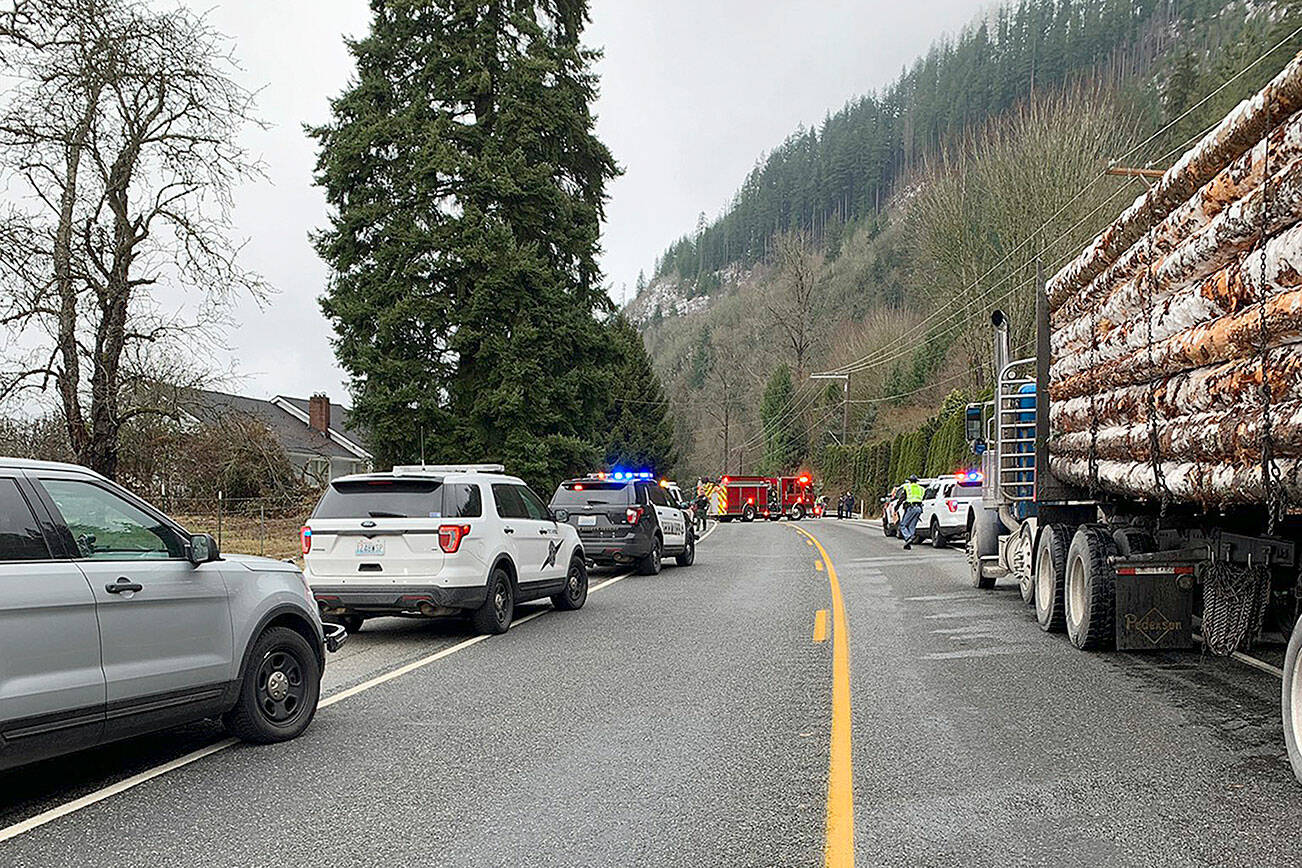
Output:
[
  {"xmin": 694, "ymin": 488, "xmax": 709, "ymax": 533},
  {"xmin": 835, "ymin": 492, "xmax": 844, "ymax": 519},
  {"xmin": 845, "ymin": 491, "xmax": 856, "ymax": 519},
  {"xmin": 898, "ymin": 476, "xmax": 925, "ymax": 549}
]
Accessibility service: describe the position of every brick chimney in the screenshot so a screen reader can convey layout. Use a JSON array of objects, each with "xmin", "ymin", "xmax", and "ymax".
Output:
[{"xmin": 308, "ymin": 393, "xmax": 331, "ymax": 434}]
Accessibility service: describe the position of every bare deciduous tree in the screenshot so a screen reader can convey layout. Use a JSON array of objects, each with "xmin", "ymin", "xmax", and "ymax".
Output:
[
  {"xmin": 0, "ymin": 0, "xmax": 266, "ymax": 478},
  {"xmin": 766, "ymin": 230, "xmax": 823, "ymax": 378}
]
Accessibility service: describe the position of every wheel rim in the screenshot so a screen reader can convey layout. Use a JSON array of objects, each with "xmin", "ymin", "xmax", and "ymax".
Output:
[
  {"xmin": 257, "ymin": 648, "xmax": 307, "ymax": 725},
  {"xmin": 1067, "ymin": 556, "xmax": 1086, "ymax": 629},
  {"xmin": 1036, "ymin": 549, "xmax": 1054, "ymax": 616},
  {"xmin": 567, "ymin": 564, "xmax": 584, "ymax": 602},
  {"xmin": 494, "ymin": 578, "xmax": 510, "ymax": 623}
]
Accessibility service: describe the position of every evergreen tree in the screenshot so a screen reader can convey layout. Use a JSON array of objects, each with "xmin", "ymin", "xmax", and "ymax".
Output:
[
  {"xmin": 603, "ymin": 316, "xmax": 676, "ymax": 474},
  {"xmin": 758, "ymin": 364, "xmax": 804, "ymax": 474},
  {"xmin": 311, "ymin": 0, "xmax": 620, "ymax": 491}
]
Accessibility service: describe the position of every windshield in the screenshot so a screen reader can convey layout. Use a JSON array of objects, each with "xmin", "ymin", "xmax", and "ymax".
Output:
[
  {"xmin": 550, "ymin": 481, "xmax": 633, "ymax": 506},
  {"xmin": 312, "ymin": 479, "xmax": 444, "ymax": 519}
]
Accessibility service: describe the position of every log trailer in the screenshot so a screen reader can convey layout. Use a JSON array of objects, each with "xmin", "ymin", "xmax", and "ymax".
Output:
[{"xmin": 967, "ymin": 53, "xmax": 1302, "ymax": 781}]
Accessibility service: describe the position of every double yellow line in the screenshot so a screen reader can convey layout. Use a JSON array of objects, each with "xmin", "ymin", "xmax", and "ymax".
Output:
[{"xmin": 794, "ymin": 526, "xmax": 855, "ymax": 868}]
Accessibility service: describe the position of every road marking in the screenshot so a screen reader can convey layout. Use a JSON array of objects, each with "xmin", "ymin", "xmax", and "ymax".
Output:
[
  {"xmin": 0, "ymin": 565, "xmax": 643, "ymax": 845},
  {"xmin": 815, "ymin": 560, "xmax": 824, "ymax": 572},
  {"xmin": 792, "ymin": 526, "xmax": 855, "ymax": 867},
  {"xmin": 805, "ymin": 539, "xmax": 814, "ymax": 546},
  {"xmin": 1192, "ymin": 632, "xmax": 1284, "ymax": 678},
  {"xmin": 813, "ymin": 609, "xmax": 829, "ymax": 642}
]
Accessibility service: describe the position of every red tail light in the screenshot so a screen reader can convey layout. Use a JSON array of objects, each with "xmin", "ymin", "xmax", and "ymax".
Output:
[
  {"xmin": 438, "ymin": 524, "xmax": 471, "ymax": 553},
  {"xmin": 625, "ymin": 507, "xmax": 643, "ymax": 524},
  {"xmin": 945, "ymin": 500, "xmax": 959, "ymax": 513},
  {"xmin": 300, "ymin": 526, "xmax": 312, "ymax": 555}
]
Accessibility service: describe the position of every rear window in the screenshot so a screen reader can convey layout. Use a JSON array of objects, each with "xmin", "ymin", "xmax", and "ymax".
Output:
[
  {"xmin": 0, "ymin": 478, "xmax": 50, "ymax": 561},
  {"xmin": 954, "ymin": 479, "xmax": 981, "ymax": 490},
  {"xmin": 550, "ymin": 481, "xmax": 633, "ymax": 506},
  {"xmin": 312, "ymin": 479, "xmax": 445, "ymax": 519}
]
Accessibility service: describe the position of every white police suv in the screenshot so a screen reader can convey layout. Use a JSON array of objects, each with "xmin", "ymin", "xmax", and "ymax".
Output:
[{"xmin": 302, "ymin": 465, "xmax": 587, "ymax": 635}]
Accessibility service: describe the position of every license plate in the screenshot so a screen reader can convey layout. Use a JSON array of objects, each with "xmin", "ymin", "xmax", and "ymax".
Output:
[
  {"xmin": 577, "ymin": 515, "xmax": 597, "ymax": 527},
  {"xmin": 356, "ymin": 539, "xmax": 385, "ymax": 556}
]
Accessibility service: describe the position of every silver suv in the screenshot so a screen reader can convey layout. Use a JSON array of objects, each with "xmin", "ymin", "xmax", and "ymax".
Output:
[{"xmin": 0, "ymin": 459, "xmax": 343, "ymax": 772}]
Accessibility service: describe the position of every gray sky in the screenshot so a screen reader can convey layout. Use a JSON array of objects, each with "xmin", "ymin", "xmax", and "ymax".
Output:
[{"xmin": 185, "ymin": 0, "xmax": 990, "ymax": 403}]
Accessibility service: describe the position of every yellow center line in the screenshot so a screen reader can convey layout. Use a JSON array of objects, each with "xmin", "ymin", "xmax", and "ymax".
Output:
[
  {"xmin": 815, "ymin": 560, "xmax": 824, "ymax": 571},
  {"xmin": 813, "ymin": 609, "xmax": 828, "ymax": 642},
  {"xmin": 793, "ymin": 526, "xmax": 854, "ymax": 867}
]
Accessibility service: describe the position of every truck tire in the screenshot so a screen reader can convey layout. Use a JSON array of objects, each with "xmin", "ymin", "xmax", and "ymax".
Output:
[
  {"xmin": 1035, "ymin": 524, "xmax": 1070, "ymax": 633},
  {"xmin": 1282, "ymin": 615, "xmax": 1302, "ymax": 783},
  {"xmin": 790, "ymin": 504, "xmax": 804, "ymax": 521},
  {"xmin": 968, "ymin": 507, "xmax": 1000, "ymax": 590},
  {"xmin": 741, "ymin": 504, "xmax": 756, "ymax": 522},
  {"xmin": 930, "ymin": 518, "xmax": 947, "ymax": 549},
  {"xmin": 637, "ymin": 535, "xmax": 663, "ymax": 575},
  {"xmin": 224, "ymin": 626, "xmax": 320, "ymax": 744},
  {"xmin": 472, "ymin": 567, "xmax": 515, "ymax": 634},
  {"xmin": 1064, "ymin": 525, "xmax": 1117, "ymax": 650},
  {"xmin": 551, "ymin": 555, "xmax": 588, "ymax": 611}
]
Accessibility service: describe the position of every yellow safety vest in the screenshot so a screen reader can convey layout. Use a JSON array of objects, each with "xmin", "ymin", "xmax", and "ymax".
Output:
[{"xmin": 905, "ymin": 482, "xmax": 925, "ymax": 503}]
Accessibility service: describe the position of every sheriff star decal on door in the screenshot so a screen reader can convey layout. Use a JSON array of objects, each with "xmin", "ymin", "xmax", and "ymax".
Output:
[{"xmin": 543, "ymin": 539, "xmax": 560, "ymax": 569}]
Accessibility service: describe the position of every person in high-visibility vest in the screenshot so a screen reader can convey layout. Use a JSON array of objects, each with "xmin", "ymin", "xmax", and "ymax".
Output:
[{"xmin": 899, "ymin": 475, "xmax": 926, "ymax": 550}]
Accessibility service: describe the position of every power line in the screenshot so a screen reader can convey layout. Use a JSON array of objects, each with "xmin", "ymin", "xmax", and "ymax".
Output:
[{"xmin": 812, "ymin": 26, "xmax": 1302, "ymax": 379}]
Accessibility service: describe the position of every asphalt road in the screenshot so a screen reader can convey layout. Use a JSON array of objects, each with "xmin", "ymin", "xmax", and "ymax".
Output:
[{"xmin": 2, "ymin": 519, "xmax": 1301, "ymax": 866}]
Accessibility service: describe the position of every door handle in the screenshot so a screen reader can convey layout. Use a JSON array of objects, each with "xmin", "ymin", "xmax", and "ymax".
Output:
[
  {"xmin": 538, "ymin": 529, "xmax": 550, "ymax": 535},
  {"xmin": 504, "ymin": 527, "xmax": 514, "ymax": 534},
  {"xmin": 106, "ymin": 577, "xmax": 143, "ymax": 594}
]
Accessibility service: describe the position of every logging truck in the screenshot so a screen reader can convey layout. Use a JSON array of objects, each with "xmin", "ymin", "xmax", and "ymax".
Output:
[{"xmin": 966, "ymin": 52, "xmax": 1302, "ymax": 781}]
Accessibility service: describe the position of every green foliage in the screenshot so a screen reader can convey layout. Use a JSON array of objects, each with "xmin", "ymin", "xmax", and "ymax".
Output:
[
  {"xmin": 817, "ymin": 391, "xmax": 975, "ymax": 508},
  {"xmin": 758, "ymin": 364, "xmax": 803, "ymax": 474},
  {"xmin": 311, "ymin": 0, "xmax": 621, "ymax": 492},
  {"xmin": 603, "ymin": 316, "xmax": 677, "ymax": 475}
]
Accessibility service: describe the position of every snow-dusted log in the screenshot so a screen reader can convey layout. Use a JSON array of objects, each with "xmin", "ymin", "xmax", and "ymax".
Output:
[
  {"xmin": 1053, "ymin": 114, "xmax": 1302, "ymax": 338},
  {"xmin": 1049, "ymin": 455, "xmax": 1302, "ymax": 504},
  {"xmin": 1046, "ymin": 51, "xmax": 1302, "ymax": 312},
  {"xmin": 1049, "ymin": 341, "xmax": 1302, "ymax": 430},
  {"xmin": 1052, "ymin": 214, "xmax": 1302, "ymax": 368},
  {"xmin": 1051, "ymin": 152, "xmax": 1302, "ymax": 361},
  {"xmin": 1049, "ymin": 399, "xmax": 1302, "ymax": 463},
  {"xmin": 1050, "ymin": 286, "xmax": 1302, "ymax": 400}
]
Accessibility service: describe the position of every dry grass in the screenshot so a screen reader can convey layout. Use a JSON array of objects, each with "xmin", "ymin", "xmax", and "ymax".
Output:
[{"xmin": 175, "ymin": 513, "xmax": 304, "ymax": 563}]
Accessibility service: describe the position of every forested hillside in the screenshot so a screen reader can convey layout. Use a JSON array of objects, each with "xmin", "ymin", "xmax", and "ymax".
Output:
[{"xmin": 630, "ymin": 0, "xmax": 1302, "ymax": 490}]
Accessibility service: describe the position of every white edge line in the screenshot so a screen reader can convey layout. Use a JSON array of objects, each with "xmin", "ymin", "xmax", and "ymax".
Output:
[
  {"xmin": 0, "ymin": 737, "xmax": 238, "ymax": 845},
  {"xmin": 0, "ymin": 563, "xmax": 648, "ymax": 845},
  {"xmin": 1192, "ymin": 632, "xmax": 1284, "ymax": 679}
]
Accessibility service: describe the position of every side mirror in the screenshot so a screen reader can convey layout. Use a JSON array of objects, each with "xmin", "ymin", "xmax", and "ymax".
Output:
[
  {"xmin": 552, "ymin": 508, "xmax": 569, "ymax": 523},
  {"xmin": 965, "ymin": 403, "xmax": 983, "ymax": 443},
  {"xmin": 188, "ymin": 532, "xmax": 219, "ymax": 566}
]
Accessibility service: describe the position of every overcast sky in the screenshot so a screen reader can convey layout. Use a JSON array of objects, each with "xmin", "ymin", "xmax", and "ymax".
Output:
[{"xmin": 184, "ymin": 0, "xmax": 990, "ymax": 403}]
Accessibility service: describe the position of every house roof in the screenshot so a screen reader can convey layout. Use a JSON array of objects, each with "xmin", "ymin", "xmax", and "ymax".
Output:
[{"xmin": 179, "ymin": 389, "xmax": 372, "ymax": 461}]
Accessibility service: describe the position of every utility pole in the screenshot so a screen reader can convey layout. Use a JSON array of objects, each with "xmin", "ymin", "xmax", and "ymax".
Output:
[{"xmin": 810, "ymin": 372, "xmax": 850, "ymax": 444}]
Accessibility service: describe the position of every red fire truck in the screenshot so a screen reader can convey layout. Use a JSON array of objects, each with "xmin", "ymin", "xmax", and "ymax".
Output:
[
  {"xmin": 711, "ymin": 473, "xmax": 817, "ymax": 522},
  {"xmin": 773, "ymin": 473, "xmax": 817, "ymax": 520},
  {"xmin": 712, "ymin": 476, "xmax": 771, "ymax": 522}
]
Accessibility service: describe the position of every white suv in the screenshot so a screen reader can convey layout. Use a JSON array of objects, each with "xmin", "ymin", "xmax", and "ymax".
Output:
[
  {"xmin": 918, "ymin": 472, "xmax": 984, "ymax": 548},
  {"xmin": 302, "ymin": 465, "xmax": 587, "ymax": 635}
]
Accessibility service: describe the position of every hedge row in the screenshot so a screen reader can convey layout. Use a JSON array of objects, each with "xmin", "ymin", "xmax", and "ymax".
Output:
[{"xmin": 814, "ymin": 390, "xmax": 975, "ymax": 511}]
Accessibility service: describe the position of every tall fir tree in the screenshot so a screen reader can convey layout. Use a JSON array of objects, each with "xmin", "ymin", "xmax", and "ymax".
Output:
[
  {"xmin": 758, "ymin": 364, "xmax": 804, "ymax": 474},
  {"xmin": 311, "ymin": 0, "xmax": 619, "ymax": 490},
  {"xmin": 603, "ymin": 316, "xmax": 676, "ymax": 474}
]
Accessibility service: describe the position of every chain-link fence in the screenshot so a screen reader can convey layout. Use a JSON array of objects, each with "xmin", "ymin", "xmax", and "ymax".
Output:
[{"xmin": 162, "ymin": 493, "xmax": 318, "ymax": 563}]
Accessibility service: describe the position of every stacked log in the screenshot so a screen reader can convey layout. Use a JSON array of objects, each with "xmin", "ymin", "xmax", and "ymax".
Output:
[{"xmin": 1044, "ymin": 52, "xmax": 1302, "ymax": 506}]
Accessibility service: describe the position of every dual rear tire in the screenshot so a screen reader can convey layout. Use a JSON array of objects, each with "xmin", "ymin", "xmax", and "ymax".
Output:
[{"xmin": 1063, "ymin": 525, "xmax": 1116, "ymax": 650}]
